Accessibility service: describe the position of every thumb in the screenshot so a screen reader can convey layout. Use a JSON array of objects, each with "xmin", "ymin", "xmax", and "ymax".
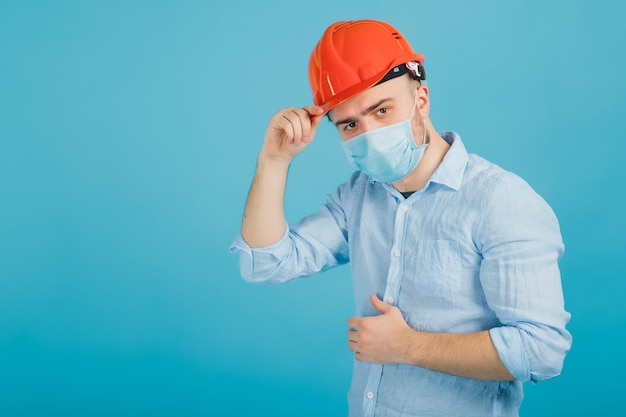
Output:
[
  {"xmin": 305, "ymin": 105, "xmax": 325, "ymax": 131},
  {"xmin": 370, "ymin": 294, "xmax": 391, "ymax": 314},
  {"xmin": 304, "ymin": 104, "xmax": 325, "ymax": 117}
]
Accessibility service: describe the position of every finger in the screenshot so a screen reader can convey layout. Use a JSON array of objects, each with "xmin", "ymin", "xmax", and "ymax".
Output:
[
  {"xmin": 309, "ymin": 114, "xmax": 323, "ymax": 137},
  {"xmin": 302, "ymin": 105, "xmax": 325, "ymax": 142},
  {"xmin": 303, "ymin": 104, "xmax": 325, "ymax": 117},
  {"xmin": 308, "ymin": 116, "xmax": 324, "ymax": 142},
  {"xmin": 370, "ymin": 294, "xmax": 390, "ymax": 314},
  {"xmin": 347, "ymin": 329, "xmax": 358, "ymax": 341},
  {"xmin": 275, "ymin": 112, "xmax": 295, "ymax": 143},
  {"xmin": 293, "ymin": 107, "xmax": 314, "ymax": 144},
  {"xmin": 347, "ymin": 317, "xmax": 361, "ymax": 329},
  {"xmin": 282, "ymin": 109, "xmax": 304, "ymax": 145},
  {"xmin": 347, "ymin": 340, "xmax": 358, "ymax": 351},
  {"xmin": 292, "ymin": 107, "xmax": 318, "ymax": 144}
]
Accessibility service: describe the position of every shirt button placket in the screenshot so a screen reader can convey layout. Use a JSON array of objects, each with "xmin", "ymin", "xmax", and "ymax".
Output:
[{"xmin": 385, "ymin": 202, "xmax": 409, "ymax": 309}]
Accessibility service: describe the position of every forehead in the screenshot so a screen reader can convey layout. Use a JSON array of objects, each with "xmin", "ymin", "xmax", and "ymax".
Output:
[{"xmin": 329, "ymin": 75, "xmax": 411, "ymax": 119}]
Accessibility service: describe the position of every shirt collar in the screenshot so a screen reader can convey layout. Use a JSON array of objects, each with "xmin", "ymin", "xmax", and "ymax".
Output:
[{"xmin": 428, "ymin": 131, "xmax": 468, "ymax": 191}]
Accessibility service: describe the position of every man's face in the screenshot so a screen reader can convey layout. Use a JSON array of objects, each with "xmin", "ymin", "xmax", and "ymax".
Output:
[{"xmin": 329, "ymin": 75, "xmax": 422, "ymax": 142}]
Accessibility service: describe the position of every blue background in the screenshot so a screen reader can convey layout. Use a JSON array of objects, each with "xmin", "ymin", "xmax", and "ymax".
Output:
[{"xmin": 1, "ymin": 1, "xmax": 624, "ymax": 416}]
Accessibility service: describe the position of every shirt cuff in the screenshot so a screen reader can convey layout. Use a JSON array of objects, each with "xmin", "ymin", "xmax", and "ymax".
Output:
[
  {"xmin": 489, "ymin": 326, "xmax": 532, "ymax": 383},
  {"xmin": 228, "ymin": 224, "xmax": 291, "ymax": 282}
]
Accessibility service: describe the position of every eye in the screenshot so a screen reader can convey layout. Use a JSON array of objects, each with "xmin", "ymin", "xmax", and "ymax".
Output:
[
  {"xmin": 376, "ymin": 107, "xmax": 388, "ymax": 116},
  {"xmin": 345, "ymin": 121, "xmax": 357, "ymax": 131}
]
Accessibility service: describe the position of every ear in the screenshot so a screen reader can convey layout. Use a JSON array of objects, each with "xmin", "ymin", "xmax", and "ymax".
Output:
[{"xmin": 416, "ymin": 84, "xmax": 430, "ymax": 119}]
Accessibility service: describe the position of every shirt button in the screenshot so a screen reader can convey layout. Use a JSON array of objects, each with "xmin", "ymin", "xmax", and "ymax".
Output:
[
  {"xmin": 387, "ymin": 297, "xmax": 394, "ymax": 304},
  {"xmin": 367, "ymin": 392, "xmax": 374, "ymax": 400},
  {"xmin": 400, "ymin": 205, "xmax": 408, "ymax": 212},
  {"xmin": 393, "ymin": 249, "xmax": 401, "ymax": 257}
]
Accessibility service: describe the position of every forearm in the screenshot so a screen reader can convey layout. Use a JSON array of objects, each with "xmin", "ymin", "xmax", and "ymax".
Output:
[
  {"xmin": 405, "ymin": 329, "xmax": 514, "ymax": 381},
  {"xmin": 349, "ymin": 296, "xmax": 515, "ymax": 380},
  {"xmin": 240, "ymin": 153, "xmax": 291, "ymax": 248}
]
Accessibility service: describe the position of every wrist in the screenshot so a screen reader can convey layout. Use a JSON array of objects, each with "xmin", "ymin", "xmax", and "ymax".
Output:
[
  {"xmin": 257, "ymin": 150, "xmax": 292, "ymax": 170},
  {"xmin": 401, "ymin": 329, "xmax": 426, "ymax": 366}
]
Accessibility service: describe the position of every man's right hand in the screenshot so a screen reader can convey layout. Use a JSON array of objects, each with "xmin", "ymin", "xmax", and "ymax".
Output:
[{"xmin": 260, "ymin": 105, "xmax": 325, "ymax": 163}]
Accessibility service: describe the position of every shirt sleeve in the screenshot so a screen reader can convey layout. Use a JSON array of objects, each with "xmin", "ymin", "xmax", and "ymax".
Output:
[
  {"xmin": 477, "ymin": 174, "xmax": 572, "ymax": 383},
  {"xmin": 229, "ymin": 185, "xmax": 350, "ymax": 284}
]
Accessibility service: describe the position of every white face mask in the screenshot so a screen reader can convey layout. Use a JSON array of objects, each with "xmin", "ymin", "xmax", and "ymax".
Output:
[{"xmin": 341, "ymin": 92, "xmax": 428, "ymax": 183}]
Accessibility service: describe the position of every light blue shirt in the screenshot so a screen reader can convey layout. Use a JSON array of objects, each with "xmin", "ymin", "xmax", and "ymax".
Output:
[{"xmin": 230, "ymin": 132, "xmax": 571, "ymax": 417}]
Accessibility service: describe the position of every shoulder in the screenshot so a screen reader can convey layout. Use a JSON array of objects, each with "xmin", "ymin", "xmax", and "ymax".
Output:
[
  {"xmin": 464, "ymin": 154, "xmax": 537, "ymax": 198},
  {"xmin": 462, "ymin": 153, "xmax": 559, "ymax": 225},
  {"xmin": 335, "ymin": 170, "xmax": 372, "ymax": 196},
  {"xmin": 464, "ymin": 154, "xmax": 561, "ymax": 239}
]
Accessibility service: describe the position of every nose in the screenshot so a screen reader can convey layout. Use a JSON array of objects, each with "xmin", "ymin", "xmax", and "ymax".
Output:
[{"xmin": 359, "ymin": 118, "xmax": 379, "ymax": 133}]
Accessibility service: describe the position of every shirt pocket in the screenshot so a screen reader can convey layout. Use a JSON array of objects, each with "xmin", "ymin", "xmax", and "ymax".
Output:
[{"xmin": 410, "ymin": 239, "xmax": 462, "ymax": 299}]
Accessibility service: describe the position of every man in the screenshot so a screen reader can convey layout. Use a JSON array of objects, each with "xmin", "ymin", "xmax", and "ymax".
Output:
[{"xmin": 230, "ymin": 19, "xmax": 571, "ymax": 417}]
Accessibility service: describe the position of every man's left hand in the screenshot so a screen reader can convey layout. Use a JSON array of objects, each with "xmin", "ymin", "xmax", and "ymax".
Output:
[{"xmin": 347, "ymin": 294, "xmax": 414, "ymax": 364}]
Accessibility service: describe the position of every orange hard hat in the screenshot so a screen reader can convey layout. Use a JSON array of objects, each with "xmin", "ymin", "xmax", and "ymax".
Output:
[{"xmin": 308, "ymin": 19, "xmax": 425, "ymax": 112}]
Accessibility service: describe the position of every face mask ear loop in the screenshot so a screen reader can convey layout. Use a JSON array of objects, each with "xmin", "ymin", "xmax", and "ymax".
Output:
[
  {"xmin": 409, "ymin": 90, "xmax": 418, "ymax": 121},
  {"xmin": 409, "ymin": 90, "xmax": 426, "ymax": 146}
]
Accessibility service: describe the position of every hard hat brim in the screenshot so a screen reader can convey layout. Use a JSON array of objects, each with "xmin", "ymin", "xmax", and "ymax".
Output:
[{"xmin": 319, "ymin": 54, "xmax": 425, "ymax": 113}]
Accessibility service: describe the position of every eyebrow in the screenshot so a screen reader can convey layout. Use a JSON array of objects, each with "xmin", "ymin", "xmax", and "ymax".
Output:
[{"xmin": 333, "ymin": 97, "xmax": 394, "ymax": 126}]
